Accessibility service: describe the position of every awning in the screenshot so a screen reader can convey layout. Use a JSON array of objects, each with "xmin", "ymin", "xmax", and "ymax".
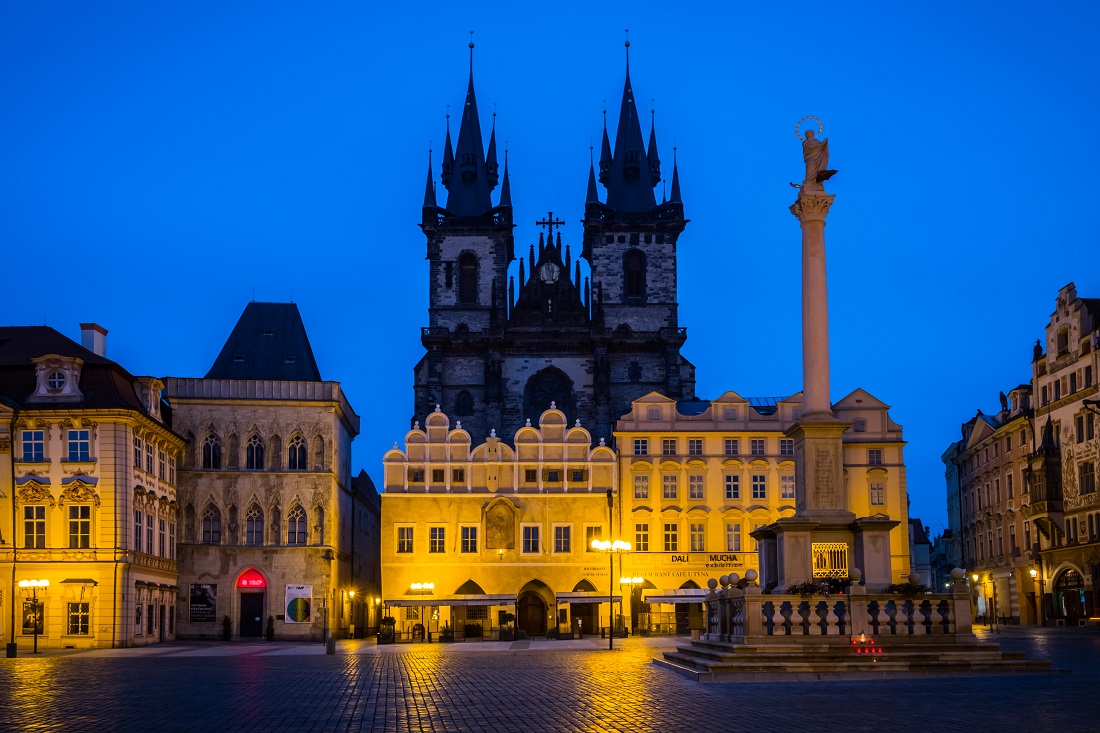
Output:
[
  {"xmin": 643, "ymin": 589, "xmax": 706, "ymax": 604},
  {"xmin": 384, "ymin": 597, "xmax": 439, "ymax": 607},
  {"xmin": 555, "ymin": 592, "xmax": 622, "ymax": 603},
  {"xmin": 441, "ymin": 594, "xmax": 516, "ymax": 606},
  {"xmin": 61, "ymin": 578, "xmax": 98, "ymax": 585}
]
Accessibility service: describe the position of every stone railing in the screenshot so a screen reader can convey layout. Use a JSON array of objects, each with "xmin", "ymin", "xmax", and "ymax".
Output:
[{"xmin": 704, "ymin": 570, "xmax": 974, "ymax": 644}]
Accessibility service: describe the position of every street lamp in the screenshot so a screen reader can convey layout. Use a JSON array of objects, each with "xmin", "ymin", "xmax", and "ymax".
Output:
[
  {"xmin": 620, "ymin": 576, "xmax": 644, "ymax": 634},
  {"xmin": 17, "ymin": 579, "xmax": 49, "ymax": 654},
  {"xmin": 592, "ymin": 539, "xmax": 630, "ymax": 649},
  {"xmin": 1030, "ymin": 568, "xmax": 1045, "ymax": 626}
]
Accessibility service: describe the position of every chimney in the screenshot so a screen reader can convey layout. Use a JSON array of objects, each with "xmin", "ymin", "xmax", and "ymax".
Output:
[{"xmin": 80, "ymin": 323, "xmax": 107, "ymax": 356}]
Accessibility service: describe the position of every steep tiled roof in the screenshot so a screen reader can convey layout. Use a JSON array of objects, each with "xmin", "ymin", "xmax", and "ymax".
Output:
[{"xmin": 206, "ymin": 303, "xmax": 321, "ymax": 382}]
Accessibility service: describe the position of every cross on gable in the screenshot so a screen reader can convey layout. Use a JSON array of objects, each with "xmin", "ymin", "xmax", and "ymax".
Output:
[{"xmin": 535, "ymin": 212, "xmax": 566, "ymax": 241}]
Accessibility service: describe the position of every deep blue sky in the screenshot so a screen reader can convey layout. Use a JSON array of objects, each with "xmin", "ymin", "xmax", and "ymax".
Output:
[{"xmin": 4, "ymin": 2, "xmax": 1098, "ymax": 536}]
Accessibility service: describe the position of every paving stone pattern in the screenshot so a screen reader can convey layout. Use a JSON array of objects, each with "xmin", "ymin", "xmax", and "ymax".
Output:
[{"xmin": 0, "ymin": 627, "xmax": 1096, "ymax": 732}]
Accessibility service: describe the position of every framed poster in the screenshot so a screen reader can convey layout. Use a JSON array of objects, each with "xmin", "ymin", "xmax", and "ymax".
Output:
[
  {"xmin": 22, "ymin": 601, "xmax": 43, "ymax": 635},
  {"xmin": 189, "ymin": 583, "xmax": 217, "ymax": 623},
  {"xmin": 285, "ymin": 585, "xmax": 312, "ymax": 623}
]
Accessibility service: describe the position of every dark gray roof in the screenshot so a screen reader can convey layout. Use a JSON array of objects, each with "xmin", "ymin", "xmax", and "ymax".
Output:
[{"xmin": 206, "ymin": 303, "xmax": 322, "ymax": 382}]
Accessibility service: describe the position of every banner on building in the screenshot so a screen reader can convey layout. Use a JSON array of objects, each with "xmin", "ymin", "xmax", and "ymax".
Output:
[
  {"xmin": 189, "ymin": 584, "xmax": 217, "ymax": 623},
  {"xmin": 22, "ymin": 601, "xmax": 43, "ymax": 634},
  {"xmin": 285, "ymin": 585, "xmax": 312, "ymax": 623}
]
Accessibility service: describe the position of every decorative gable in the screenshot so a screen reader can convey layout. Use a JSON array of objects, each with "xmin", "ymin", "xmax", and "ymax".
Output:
[{"xmin": 28, "ymin": 354, "xmax": 84, "ymax": 403}]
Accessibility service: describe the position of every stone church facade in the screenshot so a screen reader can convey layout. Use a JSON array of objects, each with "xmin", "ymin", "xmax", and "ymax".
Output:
[{"xmin": 413, "ymin": 53, "xmax": 694, "ymax": 446}]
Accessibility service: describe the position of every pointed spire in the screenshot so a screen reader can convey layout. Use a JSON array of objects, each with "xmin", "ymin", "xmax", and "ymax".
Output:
[
  {"xmin": 647, "ymin": 106, "xmax": 661, "ymax": 185},
  {"xmin": 441, "ymin": 115, "xmax": 454, "ymax": 187},
  {"xmin": 598, "ymin": 108, "xmax": 612, "ymax": 184},
  {"xmin": 518, "ymin": 256, "xmax": 525, "ymax": 285},
  {"xmin": 587, "ymin": 146, "xmax": 600, "ymax": 204},
  {"xmin": 564, "ymin": 243, "xmax": 571, "ymax": 273},
  {"xmin": 499, "ymin": 148, "xmax": 512, "ymax": 207},
  {"xmin": 669, "ymin": 147, "xmax": 682, "ymax": 204},
  {"xmin": 486, "ymin": 111, "xmax": 499, "ymax": 189},
  {"xmin": 443, "ymin": 38, "xmax": 493, "ymax": 216},
  {"xmin": 423, "ymin": 149, "xmax": 437, "ymax": 208},
  {"xmin": 575, "ymin": 259, "xmax": 581, "ymax": 288},
  {"xmin": 600, "ymin": 41, "xmax": 657, "ymax": 213}
]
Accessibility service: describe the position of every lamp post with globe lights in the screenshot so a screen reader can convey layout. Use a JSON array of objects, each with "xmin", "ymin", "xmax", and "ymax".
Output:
[
  {"xmin": 591, "ymin": 539, "xmax": 630, "ymax": 649},
  {"xmin": 18, "ymin": 579, "xmax": 49, "ymax": 654}
]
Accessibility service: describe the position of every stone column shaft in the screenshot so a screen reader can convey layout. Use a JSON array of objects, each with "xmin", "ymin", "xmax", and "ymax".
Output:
[{"xmin": 790, "ymin": 192, "xmax": 835, "ymax": 417}]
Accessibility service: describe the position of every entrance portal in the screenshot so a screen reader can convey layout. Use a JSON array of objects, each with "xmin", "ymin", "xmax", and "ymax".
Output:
[
  {"xmin": 1053, "ymin": 569, "xmax": 1087, "ymax": 625},
  {"xmin": 240, "ymin": 593, "xmax": 264, "ymax": 637},
  {"xmin": 517, "ymin": 594, "xmax": 547, "ymax": 636}
]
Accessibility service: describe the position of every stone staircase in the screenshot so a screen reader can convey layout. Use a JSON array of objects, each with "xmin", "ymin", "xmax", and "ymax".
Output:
[{"xmin": 655, "ymin": 636, "xmax": 1057, "ymax": 681}]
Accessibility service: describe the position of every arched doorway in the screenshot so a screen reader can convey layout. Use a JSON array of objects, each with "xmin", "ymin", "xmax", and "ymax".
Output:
[
  {"xmin": 570, "ymin": 580, "xmax": 599, "ymax": 638},
  {"xmin": 676, "ymin": 580, "xmax": 701, "ymax": 635},
  {"xmin": 236, "ymin": 568, "xmax": 268, "ymax": 638},
  {"xmin": 1053, "ymin": 569, "xmax": 1087, "ymax": 625},
  {"xmin": 523, "ymin": 367, "xmax": 576, "ymax": 425},
  {"xmin": 516, "ymin": 579, "xmax": 553, "ymax": 637}
]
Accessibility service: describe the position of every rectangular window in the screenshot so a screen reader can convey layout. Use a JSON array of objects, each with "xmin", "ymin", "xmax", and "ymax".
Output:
[
  {"xmin": 690, "ymin": 523, "xmax": 705, "ymax": 552},
  {"xmin": 461, "ymin": 525, "xmax": 478, "ymax": 553},
  {"xmin": 158, "ymin": 450, "xmax": 166, "ymax": 479},
  {"xmin": 633, "ymin": 474, "xmax": 649, "ymax": 499},
  {"xmin": 722, "ymin": 406, "xmax": 738, "ymax": 420},
  {"xmin": 452, "ymin": 468, "xmax": 465, "ymax": 483},
  {"xmin": 1005, "ymin": 434, "xmax": 1012, "ymax": 451},
  {"xmin": 408, "ymin": 468, "xmax": 424, "ymax": 482},
  {"xmin": 24, "ymin": 505, "xmax": 46, "ymax": 549},
  {"xmin": 431, "ymin": 469, "xmax": 445, "ymax": 483},
  {"xmin": 554, "ymin": 525, "xmax": 571, "ymax": 553},
  {"xmin": 524, "ymin": 469, "xmax": 538, "ymax": 483},
  {"xmin": 69, "ymin": 505, "xmax": 91, "ymax": 549},
  {"xmin": 1086, "ymin": 365, "xmax": 1094, "ymax": 388},
  {"xmin": 726, "ymin": 523, "xmax": 742, "ymax": 552},
  {"xmin": 145, "ymin": 443, "xmax": 154, "ymax": 474},
  {"xmin": 159, "ymin": 519, "xmax": 166, "ymax": 557},
  {"xmin": 995, "ymin": 478, "xmax": 1001, "ymax": 503},
  {"xmin": 688, "ymin": 474, "xmax": 704, "ymax": 500},
  {"xmin": 586, "ymin": 525, "xmax": 603, "ymax": 551},
  {"xmin": 988, "ymin": 533, "xmax": 993, "ymax": 557},
  {"xmin": 133, "ymin": 436, "xmax": 142, "ymax": 468},
  {"xmin": 522, "ymin": 525, "xmax": 540, "ymax": 554},
  {"xmin": 750, "ymin": 439, "xmax": 766, "ymax": 456},
  {"xmin": 67, "ymin": 430, "xmax": 90, "ymax": 461},
  {"xmin": 1088, "ymin": 414, "xmax": 1096, "ymax": 440},
  {"xmin": 429, "ymin": 526, "xmax": 445, "ymax": 553},
  {"xmin": 545, "ymin": 469, "xmax": 560, "ymax": 483},
  {"xmin": 997, "ymin": 527, "xmax": 1003, "ymax": 555},
  {"xmin": 1080, "ymin": 462, "xmax": 1096, "ymax": 495},
  {"xmin": 1077, "ymin": 416, "xmax": 1085, "ymax": 443},
  {"xmin": 20, "ymin": 429, "xmax": 46, "ymax": 463},
  {"xmin": 168, "ymin": 456, "xmax": 176, "ymax": 485},
  {"xmin": 571, "ymin": 470, "xmax": 585, "ymax": 483},
  {"xmin": 662, "ymin": 438, "xmax": 677, "ymax": 456},
  {"xmin": 663, "ymin": 523, "xmax": 678, "ymax": 552},
  {"xmin": 146, "ymin": 514, "xmax": 153, "ymax": 553},
  {"xmin": 779, "ymin": 439, "xmax": 794, "ymax": 456},
  {"xmin": 868, "ymin": 449, "xmax": 883, "ymax": 465},
  {"xmin": 634, "ymin": 439, "xmax": 648, "ymax": 456},
  {"xmin": 751, "ymin": 474, "xmax": 767, "ymax": 499},
  {"xmin": 687, "ymin": 438, "xmax": 703, "ymax": 456},
  {"xmin": 724, "ymin": 438, "xmax": 739, "ymax": 456},
  {"xmin": 1009, "ymin": 523, "xmax": 1017, "ymax": 553},
  {"xmin": 724, "ymin": 474, "xmax": 740, "ymax": 499},
  {"xmin": 781, "ymin": 474, "xmax": 795, "ymax": 499},
  {"xmin": 135, "ymin": 510, "xmax": 144, "ymax": 553},
  {"xmin": 67, "ymin": 602, "xmax": 90, "ymax": 635},
  {"xmin": 1007, "ymin": 472, "xmax": 1014, "ymax": 499},
  {"xmin": 148, "ymin": 604, "xmax": 154, "ymax": 634},
  {"xmin": 169, "ymin": 522, "xmax": 176, "ymax": 559},
  {"xmin": 635, "ymin": 523, "xmax": 649, "ymax": 552},
  {"xmin": 870, "ymin": 482, "xmax": 885, "ymax": 506},
  {"xmin": 662, "ymin": 474, "xmax": 678, "ymax": 499},
  {"xmin": 397, "ymin": 526, "xmax": 413, "ymax": 553}
]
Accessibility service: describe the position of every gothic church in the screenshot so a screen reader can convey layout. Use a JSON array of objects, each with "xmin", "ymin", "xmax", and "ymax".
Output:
[{"xmin": 414, "ymin": 49, "xmax": 695, "ymax": 443}]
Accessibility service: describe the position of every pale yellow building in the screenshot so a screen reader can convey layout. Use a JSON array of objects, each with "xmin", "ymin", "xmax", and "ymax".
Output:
[
  {"xmin": 615, "ymin": 389, "xmax": 911, "ymax": 629},
  {"xmin": 1, "ymin": 324, "xmax": 185, "ymax": 652},
  {"xmin": 381, "ymin": 407, "xmax": 620, "ymax": 639}
]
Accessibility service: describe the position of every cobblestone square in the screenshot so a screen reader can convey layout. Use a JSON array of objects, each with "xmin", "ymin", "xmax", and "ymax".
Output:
[{"xmin": 1, "ymin": 627, "xmax": 1095, "ymax": 732}]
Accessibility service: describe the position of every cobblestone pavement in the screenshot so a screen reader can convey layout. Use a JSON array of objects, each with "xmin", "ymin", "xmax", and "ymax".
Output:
[{"xmin": 1, "ymin": 626, "xmax": 1096, "ymax": 732}]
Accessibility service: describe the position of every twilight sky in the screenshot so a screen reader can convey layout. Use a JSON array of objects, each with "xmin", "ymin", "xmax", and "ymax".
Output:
[{"xmin": 3, "ymin": 1, "xmax": 1098, "ymax": 536}]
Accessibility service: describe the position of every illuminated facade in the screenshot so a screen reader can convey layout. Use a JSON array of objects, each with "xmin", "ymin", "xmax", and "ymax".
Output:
[
  {"xmin": 0, "ymin": 325, "xmax": 185, "ymax": 651},
  {"xmin": 165, "ymin": 302, "xmax": 367, "ymax": 641},
  {"xmin": 616, "ymin": 390, "xmax": 911, "ymax": 611},
  {"xmin": 381, "ymin": 407, "xmax": 620, "ymax": 639}
]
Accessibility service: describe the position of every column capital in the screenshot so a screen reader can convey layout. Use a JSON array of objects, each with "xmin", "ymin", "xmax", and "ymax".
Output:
[{"xmin": 789, "ymin": 192, "xmax": 835, "ymax": 223}]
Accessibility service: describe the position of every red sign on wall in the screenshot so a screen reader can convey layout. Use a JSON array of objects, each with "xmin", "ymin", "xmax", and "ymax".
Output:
[{"xmin": 237, "ymin": 569, "xmax": 267, "ymax": 589}]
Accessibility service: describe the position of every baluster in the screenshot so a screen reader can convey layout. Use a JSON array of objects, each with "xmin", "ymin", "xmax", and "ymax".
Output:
[
  {"xmin": 895, "ymin": 601, "xmax": 909, "ymax": 635},
  {"xmin": 790, "ymin": 601, "xmax": 803, "ymax": 635},
  {"xmin": 772, "ymin": 603, "xmax": 786, "ymax": 636},
  {"xmin": 877, "ymin": 603, "xmax": 891, "ymax": 635},
  {"xmin": 913, "ymin": 602, "xmax": 927, "ymax": 635},
  {"xmin": 825, "ymin": 601, "xmax": 839, "ymax": 636}
]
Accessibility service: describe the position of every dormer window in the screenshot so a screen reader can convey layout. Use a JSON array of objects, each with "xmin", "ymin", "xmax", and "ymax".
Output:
[
  {"xmin": 47, "ymin": 371, "xmax": 66, "ymax": 390},
  {"xmin": 29, "ymin": 355, "xmax": 84, "ymax": 403}
]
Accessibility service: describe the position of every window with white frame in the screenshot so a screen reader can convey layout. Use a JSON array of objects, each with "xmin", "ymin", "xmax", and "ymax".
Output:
[
  {"xmin": 662, "ymin": 438, "xmax": 677, "ymax": 456},
  {"xmin": 522, "ymin": 525, "xmax": 540, "ymax": 554},
  {"xmin": 663, "ymin": 523, "xmax": 678, "ymax": 552},
  {"xmin": 159, "ymin": 518, "xmax": 166, "ymax": 556},
  {"xmin": 67, "ymin": 430, "xmax": 90, "ymax": 461},
  {"xmin": 24, "ymin": 505, "xmax": 46, "ymax": 549},
  {"xmin": 724, "ymin": 438, "xmax": 739, "ymax": 456},
  {"xmin": 169, "ymin": 522, "xmax": 176, "ymax": 559},
  {"xmin": 634, "ymin": 439, "xmax": 648, "ymax": 456},
  {"xmin": 779, "ymin": 439, "xmax": 794, "ymax": 456},
  {"xmin": 396, "ymin": 525, "xmax": 413, "ymax": 553},
  {"xmin": 688, "ymin": 474, "xmax": 704, "ymax": 500},
  {"xmin": 461, "ymin": 525, "xmax": 478, "ymax": 553},
  {"xmin": 135, "ymin": 510, "xmax": 144, "ymax": 552},
  {"xmin": 429, "ymin": 526, "xmax": 445, "ymax": 553},
  {"xmin": 750, "ymin": 439, "xmax": 766, "ymax": 456},
  {"xmin": 585, "ymin": 525, "xmax": 602, "ymax": 550},
  {"xmin": 724, "ymin": 474, "xmax": 740, "ymax": 499},
  {"xmin": 168, "ymin": 456, "xmax": 176, "ymax": 485},
  {"xmin": 781, "ymin": 474, "xmax": 795, "ymax": 499},
  {"xmin": 133, "ymin": 436, "xmax": 142, "ymax": 468},
  {"xmin": 634, "ymin": 474, "xmax": 649, "ymax": 499},
  {"xmin": 751, "ymin": 474, "xmax": 767, "ymax": 499},
  {"xmin": 662, "ymin": 474, "xmax": 678, "ymax": 499},
  {"xmin": 69, "ymin": 505, "xmax": 91, "ymax": 548},
  {"xmin": 690, "ymin": 523, "xmax": 705, "ymax": 551},
  {"xmin": 158, "ymin": 450, "xmax": 166, "ymax": 480},
  {"xmin": 635, "ymin": 523, "xmax": 649, "ymax": 552},
  {"xmin": 726, "ymin": 523, "xmax": 741, "ymax": 551},
  {"xmin": 146, "ymin": 513, "xmax": 153, "ymax": 551},
  {"xmin": 67, "ymin": 602, "xmax": 90, "ymax": 635},
  {"xmin": 145, "ymin": 443, "xmax": 154, "ymax": 473},
  {"xmin": 688, "ymin": 438, "xmax": 703, "ymax": 456},
  {"xmin": 723, "ymin": 406, "xmax": 738, "ymax": 420},
  {"xmin": 554, "ymin": 525, "xmax": 571, "ymax": 553},
  {"xmin": 870, "ymin": 481, "xmax": 885, "ymax": 506},
  {"xmin": 868, "ymin": 449, "xmax": 883, "ymax": 465},
  {"xmin": 22, "ymin": 430, "xmax": 45, "ymax": 462}
]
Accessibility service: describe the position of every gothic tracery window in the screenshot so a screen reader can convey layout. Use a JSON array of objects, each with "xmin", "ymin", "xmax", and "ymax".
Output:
[
  {"xmin": 246, "ymin": 434, "xmax": 265, "ymax": 470},
  {"xmin": 287, "ymin": 505, "xmax": 307, "ymax": 545},
  {"xmin": 288, "ymin": 435, "xmax": 307, "ymax": 470},
  {"xmin": 202, "ymin": 434, "xmax": 221, "ymax": 470},
  {"xmin": 202, "ymin": 505, "xmax": 221, "ymax": 544},
  {"xmin": 245, "ymin": 504, "xmax": 264, "ymax": 546}
]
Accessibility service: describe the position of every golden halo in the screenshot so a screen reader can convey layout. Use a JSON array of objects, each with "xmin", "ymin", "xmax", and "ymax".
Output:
[{"xmin": 794, "ymin": 116, "xmax": 824, "ymax": 141}]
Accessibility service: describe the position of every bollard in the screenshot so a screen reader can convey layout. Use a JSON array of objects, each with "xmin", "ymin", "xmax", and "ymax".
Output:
[{"xmin": 325, "ymin": 637, "xmax": 336, "ymax": 655}]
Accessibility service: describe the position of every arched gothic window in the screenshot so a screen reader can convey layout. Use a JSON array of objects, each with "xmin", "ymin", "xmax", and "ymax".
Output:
[
  {"xmin": 288, "ymin": 436, "xmax": 307, "ymax": 470},
  {"xmin": 201, "ymin": 505, "xmax": 221, "ymax": 544},
  {"xmin": 458, "ymin": 252, "xmax": 478, "ymax": 304},
  {"xmin": 246, "ymin": 435, "xmax": 265, "ymax": 470},
  {"xmin": 287, "ymin": 505, "xmax": 307, "ymax": 545},
  {"xmin": 246, "ymin": 504, "xmax": 264, "ymax": 546},
  {"xmin": 455, "ymin": 390, "xmax": 474, "ymax": 417},
  {"xmin": 523, "ymin": 367, "xmax": 576, "ymax": 426},
  {"xmin": 202, "ymin": 434, "xmax": 221, "ymax": 470},
  {"xmin": 314, "ymin": 505, "xmax": 325, "ymax": 545},
  {"xmin": 623, "ymin": 249, "xmax": 646, "ymax": 300}
]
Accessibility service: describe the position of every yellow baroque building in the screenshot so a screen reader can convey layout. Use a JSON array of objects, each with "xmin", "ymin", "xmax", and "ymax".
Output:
[
  {"xmin": 617, "ymin": 390, "xmax": 912, "ymax": 613},
  {"xmin": 1, "ymin": 325, "xmax": 185, "ymax": 652},
  {"xmin": 382, "ymin": 407, "xmax": 620, "ymax": 639}
]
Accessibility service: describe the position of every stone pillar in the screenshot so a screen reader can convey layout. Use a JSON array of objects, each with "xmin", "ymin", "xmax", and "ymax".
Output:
[
  {"xmin": 789, "ymin": 191, "xmax": 835, "ymax": 418},
  {"xmin": 851, "ymin": 517, "xmax": 900, "ymax": 589}
]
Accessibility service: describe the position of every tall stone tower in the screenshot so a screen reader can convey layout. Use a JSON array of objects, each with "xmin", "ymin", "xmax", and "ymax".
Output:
[{"xmin": 413, "ymin": 46, "xmax": 694, "ymax": 444}]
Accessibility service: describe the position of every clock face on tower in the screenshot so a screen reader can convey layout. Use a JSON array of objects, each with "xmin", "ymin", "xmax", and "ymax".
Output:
[{"xmin": 539, "ymin": 262, "xmax": 560, "ymax": 284}]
